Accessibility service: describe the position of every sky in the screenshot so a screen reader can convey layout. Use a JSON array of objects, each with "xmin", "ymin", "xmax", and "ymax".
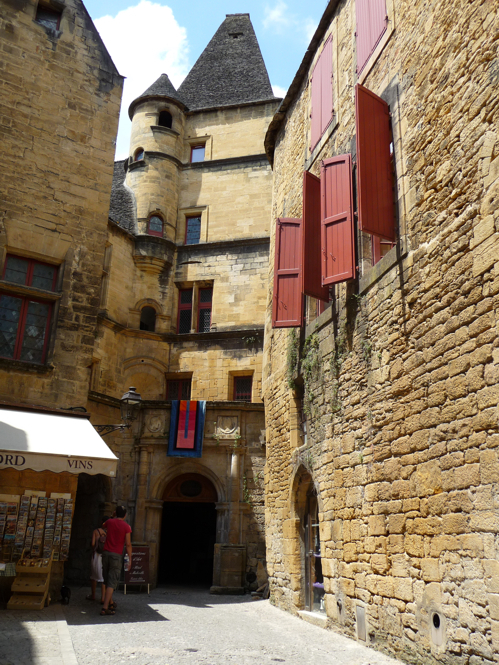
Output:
[{"xmin": 82, "ymin": 0, "xmax": 327, "ymax": 159}]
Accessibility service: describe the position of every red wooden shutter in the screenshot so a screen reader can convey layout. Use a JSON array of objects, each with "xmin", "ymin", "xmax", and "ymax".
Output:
[
  {"xmin": 320, "ymin": 37, "xmax": 333, "ymax": 136},
  {"xmin": 372, "ymin": 236, "xmax": 396, "ymax": 265},
  {"xmin": 356, "ymin": 83, "xmax": 395, "ymax": 241},
  {"xmin": 356, "ymin": 0, "xmax": 387, "ymax": 74},
  {"xmin": 272, "ymin": 218, "xmax": 303, "ymax": 328},
  {"xmin": 310, "ymin": 37, "xmax": 333, "ymax": 151},
  {"xmin": 321, "ymin": 155, "xmax": 355, "ymax": 285},
  {"xmin": 310, "ymin": 58, "xmax": 322, "ymax": 150},
  {"xmin": 303, "ymin": 171, "xmax": 329, "ymax": 301}
]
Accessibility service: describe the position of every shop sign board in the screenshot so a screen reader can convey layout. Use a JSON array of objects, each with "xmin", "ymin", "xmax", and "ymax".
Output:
[{"xmin": 125, "ymin": 546, "xmax": 149, "ymax": 586}]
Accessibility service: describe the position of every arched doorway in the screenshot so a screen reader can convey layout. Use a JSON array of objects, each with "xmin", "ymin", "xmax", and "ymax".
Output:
[{"xmin": 158, "ymin": 473, "xmax": 217, "ymax": 586}]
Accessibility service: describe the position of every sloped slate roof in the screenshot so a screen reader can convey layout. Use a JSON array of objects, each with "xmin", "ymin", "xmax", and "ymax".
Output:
[
  {"xmin": 129, "ymin": 73, "xmax": 184, "ymax": 118},
  {"xmin": 109, "ymin": 160, "xmax": 136, "ymax": 232},
  {"xmin": 178, "ymin": 14, "xmax": 276, "ymax": 110}
]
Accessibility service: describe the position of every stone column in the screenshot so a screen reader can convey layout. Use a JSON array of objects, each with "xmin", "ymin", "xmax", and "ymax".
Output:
[{"xmin": 134, "ymin": 445, "xmax": 152, "ymax": 542}]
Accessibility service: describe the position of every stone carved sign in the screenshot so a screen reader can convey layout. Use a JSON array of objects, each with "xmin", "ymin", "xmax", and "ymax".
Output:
[
  {"xmin": 147, "ymin": 415, "xmax": 163, "ymax": 433},
  {"xmin": 216, "ymin": 416, "xmax": 239, "ymax": 439}
]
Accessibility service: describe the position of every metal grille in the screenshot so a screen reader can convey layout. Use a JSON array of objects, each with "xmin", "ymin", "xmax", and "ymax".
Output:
[
  {"xmin": 178, "ymin": 309, "xmax": 192, "ymax": 334},
  {"xmin": 234, "ymin": 376, "xmax": 252, "ymax": 401},
  {"xmin": 198, "ymin": 308, "xmax": 211, "ymax": 333},
  {"xmin": 180, "ymin": 290, "xmax": 193, "ymax": 305},
  {"xmin": 167, "ymin": 379, "xmax": 191, "ymax": 400},
  {"xmin": 186, "ymin": 217, "xmax": 201, "ymax": 244},
  {"xmin": 199, "ymin": 288, "xmax": 212, "ymax": 303}
]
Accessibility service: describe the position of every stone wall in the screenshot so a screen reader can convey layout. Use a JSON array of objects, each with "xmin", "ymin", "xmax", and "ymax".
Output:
[
  {"xmin": 263, "ymin": 0, "xmax": 499, "ymax": 663},
  {"xmin": 0, "ymin": 0, "xmax": 122, "ymax": 408}
]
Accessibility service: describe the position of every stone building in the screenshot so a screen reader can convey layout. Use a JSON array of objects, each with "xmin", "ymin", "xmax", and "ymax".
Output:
[
  {"xmin": 78, "ymin": 14, "xmax": 280, "ymax": 591},
  {"xmin": 263, "ymin": 0, "xmax": 499, "ymax": 663},
  {"xmin": 0, "ymin": 0, "xmax": 123, "ymax": 594}
]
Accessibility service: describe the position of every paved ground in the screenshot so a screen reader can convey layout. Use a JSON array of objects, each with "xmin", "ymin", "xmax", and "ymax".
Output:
[{"xmin": 0, "ymin": 586, "xmax": 404, "ymax": 665}]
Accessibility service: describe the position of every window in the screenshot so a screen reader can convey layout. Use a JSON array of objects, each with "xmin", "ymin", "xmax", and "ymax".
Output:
[
  {"xmin": 147, "ymin": 215, "xmax": 163, "ymax": 237},
  {"xmin": 234, "ymin": 376, "xmax": 252, "ymax": 402},
  {"xmin": 134, "ymin": 148, "xmax": 144, "ymax": 162},
  {"xmin": 372, "ymin": 237, "xmax": 396, "ymax": 265},
  {"xmin": 166, "ymin": 378, "xmax": 192, "ymax": 400},
  {"xmin": 190, "ymin": 145, "xmax": 205, "ymax": 163},
  {"xmin": 310, "ymin": 36, "xmax": 333, "ymax": 151},
  {"xmin": 0, "ymin": 255, "xmax": 58, "ymax": 364},
  {"xmin": 198, "ymin": 288, "xmax": 212, "ymax": 333},
  {"xmin": 158, "ymin": 111, "xmax": 172, "ymax": 129},
  {"xmin": 35, "ymin": 4, "xmax": 62, "ymax": 30},
  {"xmin": 356, "ymin": 0, "xmax": 388, "ymax": 74},
  {"xmin": 185, "ymin": 216, "xmax": 201, "ymax": 244},
  {"xmin": 99, "ymin": 244, "xmax": 112, "ymax": 309},
  {"xmin": 140, "ymin": 306, "xmax": 156, "ymax": 331},
  {"xmin": 177, "ymin": 289, "xmax": 193, "ymax": 334}
]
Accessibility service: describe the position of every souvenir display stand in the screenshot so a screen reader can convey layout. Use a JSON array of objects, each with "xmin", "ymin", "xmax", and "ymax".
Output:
[{"xmin": 7, "ymin": 550, "xmax": 54, "ymax": 610}]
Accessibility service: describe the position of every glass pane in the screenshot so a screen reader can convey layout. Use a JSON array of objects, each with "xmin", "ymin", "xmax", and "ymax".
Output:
[
  {"xmin": 19, "ymin": 301, "xmax": 50, "ymax": 364},
  {"xmin": 198, "ymin": 307, "xmax": 211, "ymax": 333},
  {"xmin": 186, "ymin": 217, "xmax": 201, "ymax": 244},
  {"xmin": 199, "ymin": 288, "xmax": 212, "ymax": 304},
  {"xmin": 178, "ymin": 309, "xmax": 192, "ymax": 334},
  {"xmin": 148, "ymin": 216, "xmax": 163, "ymax": 235},
  {"xmin": 180, "ymin": 290, "xmax": 192, "ymax": 305},
  {"xmin": 167, "ymin": 381, "xmax": 179, "ymax": 400},
  {"xmin": 0, "ymin": 295, "xmax": 22, "ymax": 358},
  {"xmin": 35, "ymin": 8, "xmax": 60, "ymax": 29},
  {"xmin": 32, "ymin": 263, "xmax": 56, "ymax": 291},
  {"xmin": 191, "ymin": 145, "xmax": 205, "ymax": 163},
  {"xmin": 234, "ymin": 376, "xmax": 252, "ymax": 401},
  {"xmin": 4, "ymin": 257, "xmax": 29, "ymax": 285},
  {"xmin": 180, "ymin": 380, "xmax": 191, "ymax": 400}
]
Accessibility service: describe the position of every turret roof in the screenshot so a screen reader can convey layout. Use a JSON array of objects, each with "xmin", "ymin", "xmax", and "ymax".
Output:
[
  {"xmin": 128, "ymin": 73, "xmax": 185, "ymax": 118},
  {"xmin": 109, "ymin": 160, "xmax": 136, "ymax": 232},
  {"xmin": 178, "ymin": 13, "xmax": 275, "ymax": 111}
]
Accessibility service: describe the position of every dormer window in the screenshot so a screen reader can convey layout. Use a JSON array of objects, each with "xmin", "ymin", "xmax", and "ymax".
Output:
[
  {"xmin": 147, "ymin": 215, "xmax": 163, "ymax": 237},
  {"xmin": 190, "ymin": 145, "xmax": 205, "ymax": 163},
  {"xmin": 158, "ymin": 111, "xmax": 172, "ymax": 129},
  {"xmin": 35, "ymin": 3, "xmax": 62, "ymax": 30}
]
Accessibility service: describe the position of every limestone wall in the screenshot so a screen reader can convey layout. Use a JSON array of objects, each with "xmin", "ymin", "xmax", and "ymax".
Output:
[
  {"xmin": 0, "ymin": 0, "xmax": 122, "ymax": 407},
  {"xmin": 263, "ymin": 0, "xmax": 499, "ymax": 663}
]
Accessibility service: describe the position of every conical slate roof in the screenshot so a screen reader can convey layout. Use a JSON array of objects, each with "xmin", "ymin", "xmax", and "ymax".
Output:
[
  {"xmin": 109, "ymin": 160, "xmax": 136, "ymax": 233},
  {"xmin": 178, "ymin": 14, "xmax": 276, "ymax": 111},
  {"xmin": 129, "ymin": 73, "xmax": 185, "ymax": 118}
]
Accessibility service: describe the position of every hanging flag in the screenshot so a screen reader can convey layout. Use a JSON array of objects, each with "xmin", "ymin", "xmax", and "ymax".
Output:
[{"xmin": 167, "ymin": 401, "xmax": 206, "ymax": 458}]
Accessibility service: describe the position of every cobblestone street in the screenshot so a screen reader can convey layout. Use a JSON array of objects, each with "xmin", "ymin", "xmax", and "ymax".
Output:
[{"xmin": 0, "ymin": 586, "xmax": 404, "ymax": 665}]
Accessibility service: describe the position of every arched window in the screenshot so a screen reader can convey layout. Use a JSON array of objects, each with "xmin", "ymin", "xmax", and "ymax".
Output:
[
  {"xmin": 147, "ymin": 215, "xmax": 163, "ymax": 237},
  {"xmin": 134, "ymin": 147, "xmax": 144, "ymax": 161},
  {"xmin": 140, "ymin": 306, "xmax": 156, "ymax": 332},
  {"xmin": 158, "ymin": 111, "xmax": 172, "ymax": 129}
]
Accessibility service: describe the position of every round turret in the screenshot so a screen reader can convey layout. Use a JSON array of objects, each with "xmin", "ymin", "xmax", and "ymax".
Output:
[{"xmin": 126, "ymin": 74, "xmax": 186, "ymax": 243}]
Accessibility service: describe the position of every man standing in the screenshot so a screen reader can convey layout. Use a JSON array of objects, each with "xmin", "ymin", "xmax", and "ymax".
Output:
[{"xmin": 100, "ymin": 505, "xmax": 132, "ymax": 616}]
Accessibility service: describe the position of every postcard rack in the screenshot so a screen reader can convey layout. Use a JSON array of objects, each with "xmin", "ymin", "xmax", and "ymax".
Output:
[{"xmin": 7, "ymin": 550, "xmax": 53, "ymax": 610}]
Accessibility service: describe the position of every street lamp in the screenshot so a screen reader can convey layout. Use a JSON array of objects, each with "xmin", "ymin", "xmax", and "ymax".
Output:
[{"xmin": 95, "ymin": 387, "xmax": 142, "ymax": 436}]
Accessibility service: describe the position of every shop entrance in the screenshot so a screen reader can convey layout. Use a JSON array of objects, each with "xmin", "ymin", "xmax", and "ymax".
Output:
[{"xmin": 158, "ymin": 473, "xmax": 217, "ymax": 586}]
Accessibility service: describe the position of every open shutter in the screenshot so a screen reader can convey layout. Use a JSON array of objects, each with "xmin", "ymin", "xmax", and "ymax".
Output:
[
  {"xmin": 321, "ymin": 155, "xmax": 355, "ymax": 285},
  {"xmin": 356, "ymin": 83, "xmax": 395, "ymax": 241},
  {"xmin": 356, "ymin": 0, "xmax": 387, "ymax": 74},
  {"xmin": 272, "ymin": 218, "xmax": 303, "ymax": 328},
  {"xmin": 321, "ymin": 37, "xmax": 333, "ymax": 136},
  {"xmin": 303, "ymin": 171, "xmax": 329, "ymax": 301}
]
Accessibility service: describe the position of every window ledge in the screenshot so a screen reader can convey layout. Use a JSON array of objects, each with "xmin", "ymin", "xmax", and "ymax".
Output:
[
  {"xmin": 128, "ymin": 159, "xmax": 146, "ymax": 171},
  {"xmin": 0, "ymin": 358, "xmax": 54, "ymax": 374},
  {"xmin": 0, "ymin": 281, "xmax": 61, "ymax": 301},
  {"xmin": 359, "ymin": 234, "xmax": 410, "ymax": 294},
  {"xmin": 305, "ymin": 117, "xmax": 339, "ymax": 171},
  {"xmin": 150, "ymin": 125, "xmax": 179, "ymax": 137}
]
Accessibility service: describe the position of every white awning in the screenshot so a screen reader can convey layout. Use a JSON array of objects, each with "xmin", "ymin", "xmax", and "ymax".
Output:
[{"xmin": 0, "ymin": 408, "xmax": 118, "ymax": 477}]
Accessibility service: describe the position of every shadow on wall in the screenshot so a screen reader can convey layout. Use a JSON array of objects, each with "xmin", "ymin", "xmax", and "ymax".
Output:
[{"xmin": 65, "ymin": 473, "xmax": 109, "ymax": 585}]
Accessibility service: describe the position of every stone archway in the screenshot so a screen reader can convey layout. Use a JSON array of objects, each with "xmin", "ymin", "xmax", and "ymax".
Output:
[{"xmin": 158, "ymin": 473, "xmax": 218, "ymax": 586}]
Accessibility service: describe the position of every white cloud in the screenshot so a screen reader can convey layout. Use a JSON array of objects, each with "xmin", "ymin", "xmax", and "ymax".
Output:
[
  {"xmin": 272, "ymin": 85, "xmax": 287, "ymax": 99},
  {"xmin": 304, "ymin": 18, "xmax": 318, "ymax": 44},
  {"xmin": 95, "ymin": 1, "xmax": 189, "ymax": 159},
  {"xmin": 263, "ymin": 1, "xmax": 291, "ymax": 32}
]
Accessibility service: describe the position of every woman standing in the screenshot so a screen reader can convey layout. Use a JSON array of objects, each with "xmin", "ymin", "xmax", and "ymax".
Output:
[{"xmin": 87, "ymin": 516, "xmax": 109, "ymax": 602}]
